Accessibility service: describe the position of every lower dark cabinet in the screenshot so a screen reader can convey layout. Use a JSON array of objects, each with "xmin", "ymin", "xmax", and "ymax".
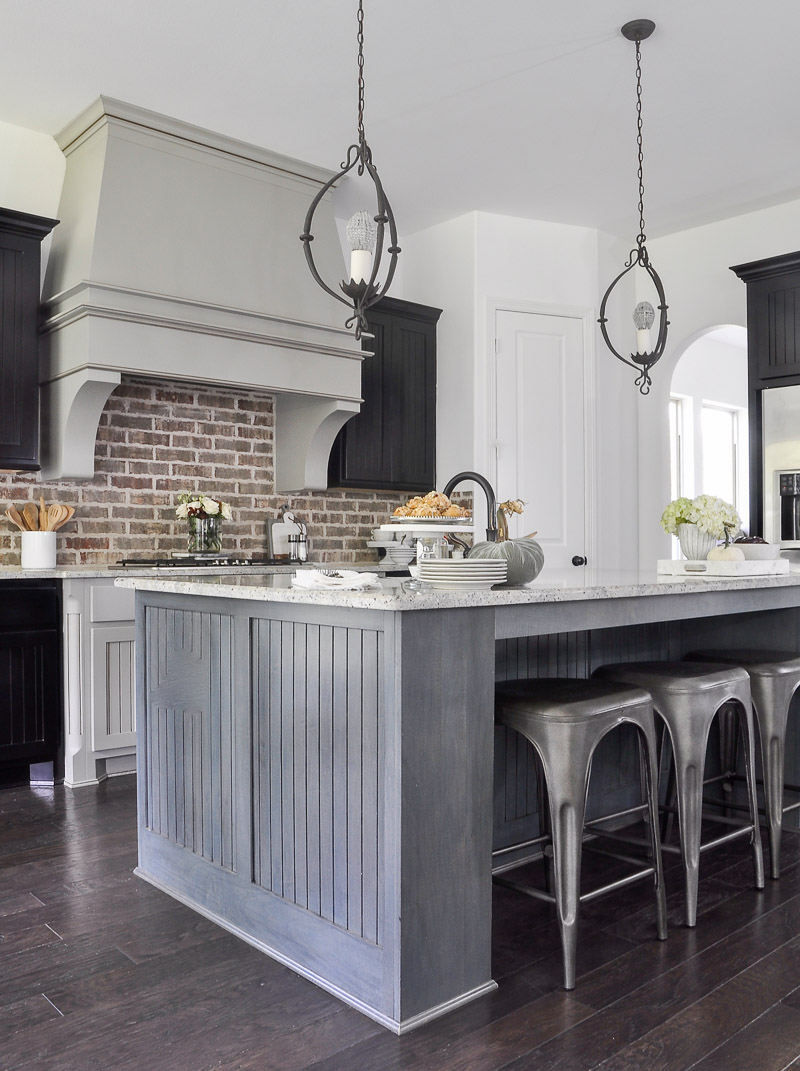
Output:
[
  {"xmin": 328, "ymin": 296, "xmax": 442, "ymax": 491},
  {"xmin": 0, "ymin": 580, "xmax": 61, "ymax": 781}
]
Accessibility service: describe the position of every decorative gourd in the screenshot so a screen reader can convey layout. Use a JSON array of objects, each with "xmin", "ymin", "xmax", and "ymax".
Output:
[
  {"xmin": 467, "ymin": 500, "xmax": 544, "ymax": 586},
  {"xmin": 707, "ymin": 543, "xmax": 744, "ymax": 562},
  {"xmin": 468, "ymin": 536, "xmax": 545, "ymax": 586},
  {"xmin": 707, "ymin": 524, "xmax": 744, "ymax": 562}
]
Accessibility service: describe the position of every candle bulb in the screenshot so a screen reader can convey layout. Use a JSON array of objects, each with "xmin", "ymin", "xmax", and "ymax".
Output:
[
  {"xmin": 346, "ymin": 210, "xmax": 377, "ymax": 284},
  {"xmin": 633, "ymin": 300, "xmax": 655, "ymax": 355}
]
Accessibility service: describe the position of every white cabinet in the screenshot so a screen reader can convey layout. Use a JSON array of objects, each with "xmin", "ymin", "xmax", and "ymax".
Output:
[{"xmin": 63, "ymin": 577, "xmax": 137, "ymax": 786}]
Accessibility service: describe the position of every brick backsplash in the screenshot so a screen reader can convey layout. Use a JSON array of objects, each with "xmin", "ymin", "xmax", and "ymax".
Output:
[{"xmin": 0, "ymin": 377, "xmax": 465, "ymax": 566}]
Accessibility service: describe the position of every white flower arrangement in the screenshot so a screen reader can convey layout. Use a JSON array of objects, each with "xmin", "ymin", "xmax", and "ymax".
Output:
[
  {"xmin": 175, "ymin": 492, "xmax": 232, "ymax": 521},
  {"xmin": 660, "ymin": 494, "xmax": 741, "ymax": 539}
]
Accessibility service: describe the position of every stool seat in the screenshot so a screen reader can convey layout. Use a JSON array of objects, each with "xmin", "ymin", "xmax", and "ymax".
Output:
[
  {"xmin": 592, "ymin": 660, "xmax": 750, "ymax": 694},
  {"xmin": 686, "ymin": 649, "xmax": 800, "ymax": 878},
  {"xmin": 686, "ymin": 650, "xmax": 800, "ymax": 676},
  {"xmin": 495, "ymin": 677, "xmax": 667, "ymax": 990},
  {"xmin": 496, "ymin": 678, "xmax": 654, "ymax": 722},
  {"xmin": 594, "ymin": 660, "xmax": 764, "ymax": 926}
]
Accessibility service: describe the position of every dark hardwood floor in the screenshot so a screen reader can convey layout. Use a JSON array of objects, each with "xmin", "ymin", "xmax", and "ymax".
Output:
[{"xmin": 3, "ymin": 777, "xmax": 800, "ymax": 1070}]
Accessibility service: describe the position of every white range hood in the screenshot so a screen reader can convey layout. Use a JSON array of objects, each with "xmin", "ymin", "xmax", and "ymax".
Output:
[{"xmin": 40, "ymin": 97, "xmax": 365, "ymax": 490}]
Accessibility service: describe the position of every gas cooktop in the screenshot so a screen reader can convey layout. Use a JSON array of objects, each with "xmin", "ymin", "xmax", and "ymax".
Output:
[{"xmin": 116, "ymin": 556, "xmax": 287, "ymax": 569}]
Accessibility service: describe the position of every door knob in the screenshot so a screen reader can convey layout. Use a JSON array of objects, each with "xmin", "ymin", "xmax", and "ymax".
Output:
[{"xmin": 571, "ymin": 555, "xmax": 587, "ymax": 566}]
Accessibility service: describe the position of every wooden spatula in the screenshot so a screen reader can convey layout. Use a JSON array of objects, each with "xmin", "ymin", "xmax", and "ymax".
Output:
[
  {"xmin": 39, "ymin": 496, "xmax": 48, "ymax": 531},
  {"xmin": 51, "ymin": 506, "xmax": 75, "ymax": 531},
  {"xmin": 47, "ymin": 504, "xmax": 67, "ymax": 531},
  {"xmin": 22, "ymin": 503, "xmax": 39, "ymax": 531}
]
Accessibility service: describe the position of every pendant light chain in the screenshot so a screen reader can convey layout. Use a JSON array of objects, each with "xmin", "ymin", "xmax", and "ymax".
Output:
[
  {"xmin": 356, "ymin": 0, "xmax": 366, "ymax": 147},
  {"xmin": 635, "ymin": 38, "xmax": 646, "ymax": 250}
]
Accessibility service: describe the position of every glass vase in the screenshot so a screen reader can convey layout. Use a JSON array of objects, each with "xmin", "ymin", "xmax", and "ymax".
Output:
[
  {"xmin": 187, "ymin": 514, "xmax": 222, "ymax": 554},
  {"xmin": 676, "ymin": 523, "xmax": 717, "ymax": 561}
]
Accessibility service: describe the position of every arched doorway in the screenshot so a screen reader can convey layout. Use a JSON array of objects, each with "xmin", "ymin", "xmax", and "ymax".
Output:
[{"xmin": 668, "ymin": 325, "xmax": 749, "ymax": 552}]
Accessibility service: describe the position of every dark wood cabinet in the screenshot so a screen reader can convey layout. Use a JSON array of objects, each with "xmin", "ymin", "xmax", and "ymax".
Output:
[
  {"xmin": 0, "ymin": 580, "xmax": 62, "ymax": 782},
  {"xmin": 0, "ymin": 207, "xmax": 59, "ymax": 471},
  {"xmin": 731, "ymin": 251, "xmax": 800, "ymax": 537},
  {"xmin": 328, "ymin": 296, "xmax": 442, "ymax": 491}
]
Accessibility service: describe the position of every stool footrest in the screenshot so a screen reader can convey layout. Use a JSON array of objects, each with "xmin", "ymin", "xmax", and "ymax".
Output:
[
  {"xmin": 659, "ymin": 823, "xmax": 754, "ymax": 855},
  {"xmin": 494, "ymin": 862, "xmax": 657, "ymax": 907}
]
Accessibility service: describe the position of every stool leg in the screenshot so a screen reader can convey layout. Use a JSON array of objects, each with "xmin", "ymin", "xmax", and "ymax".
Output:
[
  {"xmin": 750, "ymin": 677, "xmax": 795, "ymax": 880},
  {"xmin": 637, "ymin": 722, "xmax": 668, "ymax": 941},
  {"xmin": 667, "ymin": 721, "xmax": 709, "ymax": 928},
  {"xmin": 735, "ymin": 699, "xmax": 766, "ymax": 891},
  {"xmin": 543, "ymin": 745, "xmax": 591, "ymax": 991},
  {"xmin": 717, "ymin": 702, "xmax": 738, "ymax": 817}
]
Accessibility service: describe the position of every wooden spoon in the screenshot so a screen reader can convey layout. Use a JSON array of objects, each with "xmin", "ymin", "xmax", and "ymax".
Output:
[
  {"xmin": 52, "ymin": 506, "xmax": 75, "ymax": 531},
  {"xmin": 5, "ymin": 506, "xmax": 26, "ymax": 531},
  {"xmin": 22, "ymin": 502, "xmax": 39, "ymax": 531}
]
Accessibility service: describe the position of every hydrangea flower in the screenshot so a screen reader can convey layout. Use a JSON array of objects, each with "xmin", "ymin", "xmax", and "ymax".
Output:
[{"xmin": 660, "ymin": 494, "xmax": 740, "ymax": 539}]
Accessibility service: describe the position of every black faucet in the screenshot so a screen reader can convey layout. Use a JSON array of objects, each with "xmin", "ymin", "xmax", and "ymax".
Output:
[{"xmin": 442, "ymin": 471, "xmax": 498, "ymax": 542}]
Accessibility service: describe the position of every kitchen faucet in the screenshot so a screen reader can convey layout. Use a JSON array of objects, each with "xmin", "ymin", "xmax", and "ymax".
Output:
[{"xmin": 442, "ymin": 471, "xmax": 499, "ymax": 542}]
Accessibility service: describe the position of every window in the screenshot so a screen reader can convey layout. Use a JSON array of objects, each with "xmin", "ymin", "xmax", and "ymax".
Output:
[
  {"xmin": 669, "ymin": 397, "xmax": 684, "ymax": 501},
  {"xmin": 701, "ymin": 403, "xmax": 749, "ymax": 533}
]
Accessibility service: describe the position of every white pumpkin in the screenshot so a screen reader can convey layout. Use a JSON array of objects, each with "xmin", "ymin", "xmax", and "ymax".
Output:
[
  {"xmin": 707, "ymin": 543, "xmax": 744, "ymax": 562},
  {"xmin": 467, "ymin": 536, "xmax": 545, "ymax": 586}
]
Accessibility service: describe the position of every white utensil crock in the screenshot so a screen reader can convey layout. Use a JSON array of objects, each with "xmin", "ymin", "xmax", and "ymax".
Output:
[{"xmin": 21, "ymin": 531, "xmax": 56, "ymax": 569}]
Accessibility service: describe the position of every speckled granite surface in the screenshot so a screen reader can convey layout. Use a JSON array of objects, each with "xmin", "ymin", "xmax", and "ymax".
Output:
[
  {"xmin": 0, "ymin": 562, "xmax": 400, "ymax": 580},
  {"xmin": 115, "ymin": 568, "xmax": 800, "ymax": 611}
]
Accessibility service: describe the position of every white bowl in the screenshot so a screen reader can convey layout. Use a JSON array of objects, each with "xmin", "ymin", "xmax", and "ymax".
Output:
[{"xmin": 737, "ymin": 543, "xmax": 781, "ymax": 560}]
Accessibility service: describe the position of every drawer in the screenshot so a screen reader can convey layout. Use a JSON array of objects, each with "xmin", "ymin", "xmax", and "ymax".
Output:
[
  {"xmin": 0, "ymin": 580, "xmax": 59, "ymax": 630},
  {"xmin": 90, "ymin": 583, "xmax": 135, "ymax": 623}
]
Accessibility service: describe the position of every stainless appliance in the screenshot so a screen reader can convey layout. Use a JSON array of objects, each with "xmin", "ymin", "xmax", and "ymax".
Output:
[{"xmin": 762, "ymin": 385, "xmax": 800, "ymax": 546}]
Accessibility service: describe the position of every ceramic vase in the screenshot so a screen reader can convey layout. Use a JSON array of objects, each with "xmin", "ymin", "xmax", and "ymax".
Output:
[{"xmin": 677, "ymin": 523, "xmax": 717, "ymax": 561}]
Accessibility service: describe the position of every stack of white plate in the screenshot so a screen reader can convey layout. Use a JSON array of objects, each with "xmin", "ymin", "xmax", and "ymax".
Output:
[{"xmin": 418, "ymin": 559, "xmax": 508, "ymax": 590}]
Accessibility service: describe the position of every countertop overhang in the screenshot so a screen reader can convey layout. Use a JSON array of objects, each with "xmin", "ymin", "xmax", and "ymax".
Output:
[{"xmin": 115, "ymin": 569, "xmax": 800, "ymax": 612}]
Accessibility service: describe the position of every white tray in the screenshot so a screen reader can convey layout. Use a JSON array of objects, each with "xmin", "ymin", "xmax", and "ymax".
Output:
[{"xmin": 657, "ymin": 559, "xmax": 790, "ymax": 577}]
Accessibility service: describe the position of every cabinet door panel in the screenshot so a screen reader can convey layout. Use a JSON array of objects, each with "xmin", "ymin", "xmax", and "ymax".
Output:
[
  {"xmin": 328, "ymin": 298, "xmax": 440, "ymax": 491},
  {"xmin": 0, "ymin": 209, "xmax": 58, "ymax": 471},
  {"xmin": 0, "ymin": 630, "xmax": 60, "ymax": 764},
  {"xmin": 91, "ymin": 624, "xmax": 137, "ymax": 751}
]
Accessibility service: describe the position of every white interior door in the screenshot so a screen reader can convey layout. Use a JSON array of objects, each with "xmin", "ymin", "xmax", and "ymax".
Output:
[{"xmin": 494, "ymin": 308, "xmax": 587, "ymax": 578}]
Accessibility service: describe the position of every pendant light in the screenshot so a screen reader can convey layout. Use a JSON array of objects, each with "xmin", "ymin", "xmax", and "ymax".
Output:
[
  {"xmin": 598, "ymin": 19, "xmax": 668, "ymax": 396},
  {"xmin": 300, "ymin": 0, "xmax": 400, "ymax": 340}
]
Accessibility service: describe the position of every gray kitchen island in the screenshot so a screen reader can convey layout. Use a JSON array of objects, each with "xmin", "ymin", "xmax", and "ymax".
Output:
[{"xmin": 117, "ymin": 569, "xmax": 800, "ymax": 1033}]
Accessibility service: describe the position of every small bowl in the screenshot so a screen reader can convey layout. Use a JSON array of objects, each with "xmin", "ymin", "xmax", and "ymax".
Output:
[{"xmin": 736, "ymin": 543, "xmax": 781, "ymax": 560}]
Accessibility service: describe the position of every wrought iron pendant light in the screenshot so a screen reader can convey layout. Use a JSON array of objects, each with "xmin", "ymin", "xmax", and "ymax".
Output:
[
  {"xmin": 598, "ymin": 19, "xmax": 668, "ymax": 395},
  {"xmin": 300, "ymin": 0, "xmax": 400, "ymax": 340}
]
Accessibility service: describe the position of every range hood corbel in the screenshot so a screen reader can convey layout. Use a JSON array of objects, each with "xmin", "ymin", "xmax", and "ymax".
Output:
[{"xmin": 40, "ymin": 97, "xmax": 367, "ymax": 488}]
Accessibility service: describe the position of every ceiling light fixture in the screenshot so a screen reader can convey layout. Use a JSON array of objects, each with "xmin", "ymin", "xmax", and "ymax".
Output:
[
  {"xmin": 300, "ymin": 0, "xmax": 400, "ymax": 340},
  {"xmin": 598, "ymin": 19, "xmax": 668, "ymax": 396}
]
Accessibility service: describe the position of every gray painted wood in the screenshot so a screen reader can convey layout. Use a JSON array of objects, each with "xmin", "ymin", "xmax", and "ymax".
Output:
[{"xmin": 133, "ymin": 585, "xmax": 800, "ymax": 1033}]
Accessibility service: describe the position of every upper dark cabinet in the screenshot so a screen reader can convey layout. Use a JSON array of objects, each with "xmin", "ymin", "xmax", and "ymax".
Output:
[
  {"xmin": 328, "ymin": 296, "xmax": 442, "ymax": 491},
  {"xmin": 0, "ymin": 207, "xmax": 59, "ymax": 471},
  {"xmin": 731, "ymin": 251, "xmax": 800, "ymax": 385}
]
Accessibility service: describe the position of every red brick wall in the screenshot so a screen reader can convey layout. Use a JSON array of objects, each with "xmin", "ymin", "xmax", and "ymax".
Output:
[{"xmin": 0, "ymin": 377, "xmax": 432, "ymax": 566}]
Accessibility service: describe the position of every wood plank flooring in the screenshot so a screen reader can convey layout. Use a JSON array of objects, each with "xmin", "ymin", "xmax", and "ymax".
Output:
[{"xmin": 3, "ymin": 777, "xmax": 800, "ymax": 1070}]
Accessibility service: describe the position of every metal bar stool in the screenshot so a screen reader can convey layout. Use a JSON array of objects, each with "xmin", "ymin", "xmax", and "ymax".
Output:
[
  {"xmin": 593, "ymin": 661, "xmax": 765, "ymax": 927},
  {"xmin": 685, "ymin": 650, "xmax": 800, "ymax": 879},
  {"xmin": 494, "ymin": 678, "xmax": 668, "ymax": 990}
]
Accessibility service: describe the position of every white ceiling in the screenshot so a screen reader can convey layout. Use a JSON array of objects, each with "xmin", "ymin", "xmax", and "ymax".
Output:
[{"xmin": 2, "ymin": 0, "xmax": 799, "ymax": 239}]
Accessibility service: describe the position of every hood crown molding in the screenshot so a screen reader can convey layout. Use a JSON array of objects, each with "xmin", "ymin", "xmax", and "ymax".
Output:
[{"xmin": 40, "ymin": 97, "xmax": 365, "ymax": 490}]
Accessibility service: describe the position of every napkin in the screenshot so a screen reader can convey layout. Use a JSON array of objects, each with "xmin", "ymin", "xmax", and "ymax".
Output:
[{"xmin": 291, "ymin": 569, "xmax": 380, "ymax": 591}]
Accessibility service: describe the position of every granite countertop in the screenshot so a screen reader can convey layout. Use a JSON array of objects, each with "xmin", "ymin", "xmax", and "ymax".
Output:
[
  {"xmin": 0, "ymin": 562, "xmax": 400, "ymax": 580},
  {"xmin": 115, "ymin": 568, "xmax": 800, "ymax": 611}
]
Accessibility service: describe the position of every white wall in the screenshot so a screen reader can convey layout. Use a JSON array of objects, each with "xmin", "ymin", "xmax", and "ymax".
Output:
[
  {"xmin": 0, "ymin": 121, "xmax": 65, "ymax": 283},
  {"xmin": 402, "ymin": 210, "xmax": 642, "ymax": 571}
]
